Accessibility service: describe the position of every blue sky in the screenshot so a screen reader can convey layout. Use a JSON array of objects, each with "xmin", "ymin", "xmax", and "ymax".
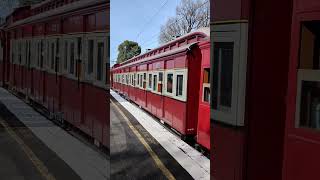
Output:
[{"xmin": 110, "ymin": 0, "xmax": 181, "ymax": 66}]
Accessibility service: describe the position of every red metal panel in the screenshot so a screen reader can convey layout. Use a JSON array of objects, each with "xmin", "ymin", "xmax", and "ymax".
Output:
[
  {"xmin": 63, "ymin": 15, "xmax": 84, "ymax": 34},
  {"xmin": 295, "ymin": 0, "xmax": 320, "ymax": 12},
  {"xmin": 96, "ymin": 10, "xmax": 108, "ymax": 31},
  {"xmin": 61, "ymin": 77, "xmax": 81, "ymax": 126},
  {"xmin": 212, "ymin": 125, "xmax": 245, "ymax": 180},
  {"xmin": 83, "ymin": 83, "xmax": 108, "ymax": 147},
  {"xmin": 33, "ymin": 24, "xmax": 45, "ymax": 37},
  {"xmin": 197, "ymin": 41, "xmax": 210, "ymax": 150},
  {"xmin": 212, "ymin": 0, "xmax": 249, "ymax": 21},
  {"xmin": 46, "ymin": 19, "xmax": 61, "ymax": 35},
  {"xmin": 283, "ymin": 9, "xmax": 320, "ymax": 180}
]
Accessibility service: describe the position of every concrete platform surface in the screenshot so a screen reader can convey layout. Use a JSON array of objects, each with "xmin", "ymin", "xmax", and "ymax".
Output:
[{"xmin": 0, "ymin": 88, "xmax": 109, "ymax": 180}]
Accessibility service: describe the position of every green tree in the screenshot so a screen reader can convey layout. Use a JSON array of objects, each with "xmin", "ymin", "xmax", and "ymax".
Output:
[{"xmin": 117, "ymin": 40, "xmax": 141, "ymax": 63}]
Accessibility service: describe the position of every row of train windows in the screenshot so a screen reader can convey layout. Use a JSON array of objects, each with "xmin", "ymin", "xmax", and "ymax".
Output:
[
  {"xmin": 10, "ymin": 35, "xmax": 109, "ymax": 84},
  {"xmin": 114, "ymin": 68, "xmax": 211, "ymax": 103},
  {"xmin": 113, "ymin": 70, "xmax": 187, "ymax": 101}
]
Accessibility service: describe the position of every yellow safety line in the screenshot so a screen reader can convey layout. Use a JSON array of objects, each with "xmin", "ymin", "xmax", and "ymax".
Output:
[
  {"xmin": 0, "ymin": 120, "xmax": 56, "ymax": 180},
  {"xmin": 111, "ymin": 100, "xmax": 176, "ymax": 180}
]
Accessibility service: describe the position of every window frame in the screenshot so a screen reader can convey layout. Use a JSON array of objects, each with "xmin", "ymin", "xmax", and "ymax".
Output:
[
  {"xmin": 164, "ymin": 69, "xmax": 175, "ymax": 97},
  {"xmin": 174, "ymin": 69, "xmax": 188, "ymax": 102},
  {"xmin": 211, "ymin": 23, "xmax": 248, "ymax": 126}
]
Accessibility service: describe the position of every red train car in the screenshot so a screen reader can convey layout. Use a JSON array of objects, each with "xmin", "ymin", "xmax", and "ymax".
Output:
[
  {"xmin": 111, "ymin": 28, "xmax": 210, "ymax": 150},
  {"xmin": 211, "ymin": 0, "xmax": 320, "ymax": 180},
  {"xmin": 0, "ymin": 0, "xmax": 109, "ymax": 149}
]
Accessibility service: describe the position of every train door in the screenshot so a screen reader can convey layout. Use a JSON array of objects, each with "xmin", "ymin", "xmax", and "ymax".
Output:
[{"xmin": 284, "ymin": 10, "xmax": 320, "ymax": 180}]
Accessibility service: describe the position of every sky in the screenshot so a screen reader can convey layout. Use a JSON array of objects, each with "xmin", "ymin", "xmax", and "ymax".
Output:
[
  {"xmin": 0, "ymin": 0, "xmax": 19, "ymax": 19},
  {"xmin": 110, "ymin": 0, "xmax": 181, "ymax": 66}
]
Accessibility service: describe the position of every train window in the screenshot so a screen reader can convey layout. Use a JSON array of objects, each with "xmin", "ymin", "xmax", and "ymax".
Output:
[
  {"xmin": 140, "ymin": 74, "xmax": 143, "ymax": 88},
  {"xmin": 40, "ymin": 40, "xmax": 44, "ymax": 68},
  {"xmin": 64, "ymin": 41, "xmax": 68, "ymax": 71},
  {"xmin": 133, "ymin": 73, "xmax": 136, "ymax": 86},
  {"xmin": 296, "ymin": 21, "xmax": 320, "ymax": 130},
  {"xmin": 36, "ymin": 42, "xmax": 39, "ymax": 67},
  {"xmin": 159, "ymin": 72, "xmax": 163, "ymax": 82},
  {"xmin": 203, "ymin": 68, "xmax": 210, "ymax": 103},
  {"xmin": 158, "ymin": 72, "xmax": 163, "ymax": 93},
  {"xmin": 137, "ymin": 73, "xmax": 140, "ymax": 85},
  {"xmin": 23, "ymin": 41, "xmax": 27, "ymax": 66},
  {"xmin": 19, "ymin": 41, "xmax": 22, "ymax": 64},
  {"xmin": 143, "ymin": 73, "xmax": 147, "ymax": 88},
  {"xmin": 56, "ymin": 39, "xmax": 60, "ymax": 73},
  {"xmin": 153, "ymin": 74, "xmax": 157, "ymax": 91},
  {"xmin": 166, "ymin": 73, "xmax": 173, "ymax": 94},
  {"xmin": 97, "ymin": 42, "xmax": 104, "ymax": 81},
  {"xmin": 176, "ymin": 75, "xmax": 183, "ymax": 96},
  {"xmin": 46, "ymin": 41, "xmax": 50, "ymax": 68},
  {"xmin": 88, "ymin": 40, "xmax": 94, "ymax": 74},
  {"xmin": 69, "ymin": 42, "xmax": 75, "ymax": 74},
  {"xmin": 126, "ymin": 74, "xmax": 129, "ymax": 84},
  {"xmin": 77, "ymin": 37, "xmax": 82, "ymax": 78},
  {"xmin": 27, "ymin": 41, "xmax": 31, "ymax": 69},
  {"xmin": 131, "ymin": 74, "xmax": 133, "ymax": 86},
  {"xmin": 148, "ymin": 73, "xmax": 152, "ymax": 89},
  {"xmin": 51, "ymin": 42, "xmax": 55, "ymax": 70},
  {"xmin": 213, "ymin": 42, "xmax": 234, "ymax": 111}
]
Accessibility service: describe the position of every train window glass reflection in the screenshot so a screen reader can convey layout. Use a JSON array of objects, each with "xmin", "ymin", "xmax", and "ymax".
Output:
[
  {"xmin": 167, "ymin": 73, "xmax": 173, "ymax": 93},
  {"xmin": 28, "ymin": 41, "xmax": 31, "ymax": 68},
  {"xmin": 18, "ymin": 41, "xmax": 21, "ymax": 64},
  {"xmin": 97, "ymin": 42, "xmax": 104, "ymax": 81},
  {"xmin": 203, "ymin": 68, "xmax": 210, "ymax": 103},
  {"xmin": 148, "ymin": 74, "xmax": 152, "ymax": 88},
  {"xmin": 64, "ymin": 41, "xmax": 68, "ymax": 71},
  {"xmin": 88, "ymin": 40, "xmax": 94, "ymax": 74},
  {"xmin": 51, "ymin": 43, "xmax": 55, "ymax": 70},
  {"xmin": 213, "ymin": 42, "xmax": 234, "ymax": 111},
  {"xmin": 143, "ymin": 73, "xmax": 147, "ymax": 88},
  {"xmin": 299, "ymin": 22, "xmax": 320, "ymax": 69},
  {"xmin": 40, "ymin": 41, "xmax": 44, "ymax": 68},
  {"xmin": 70, "ymin": 43, "xmax": 75, "ymax": 74},
  {"xmin": 176, "ymin": 75, "xmax": 183, "ymax": 96},
  {"xmin": 56, "ymin": 39, "xmax": 60, "ymax": 72},
  {"xmin": 153, "ymin": 74, "xmax": 157, "ymax": 91},
  {"xmin": 299, "ymin": 81, "xmax": 320, "ymax": 129},
  {"xmin": 158, "ymin": 72, "xmax": 163, "ymax": 93},
  {"xmin": 159, "ymin": 72, "xmax": 163, "ymax": 82}
]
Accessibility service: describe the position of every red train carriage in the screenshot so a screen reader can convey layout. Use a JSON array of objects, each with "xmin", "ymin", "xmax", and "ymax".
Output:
[
  {"xmin": 211, "ymin": 0, "xmax": 320, "ymax": 180},
  {"xmin": 0, "ymin": 0, "xmax": 109, "ymax": 149},
  {"xmin": 111, "ymin": 28, "xmax": 210, "ymax": 150}
]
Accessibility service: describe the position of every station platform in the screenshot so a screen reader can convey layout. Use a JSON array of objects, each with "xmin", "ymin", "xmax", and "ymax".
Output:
[
  {"xmin": 0, "ymin": 88, "xmax": 109, "ymax": 180},
  {"xmin": 110, "ymin": 90, "xmax": 210, "ymax": 180}
]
